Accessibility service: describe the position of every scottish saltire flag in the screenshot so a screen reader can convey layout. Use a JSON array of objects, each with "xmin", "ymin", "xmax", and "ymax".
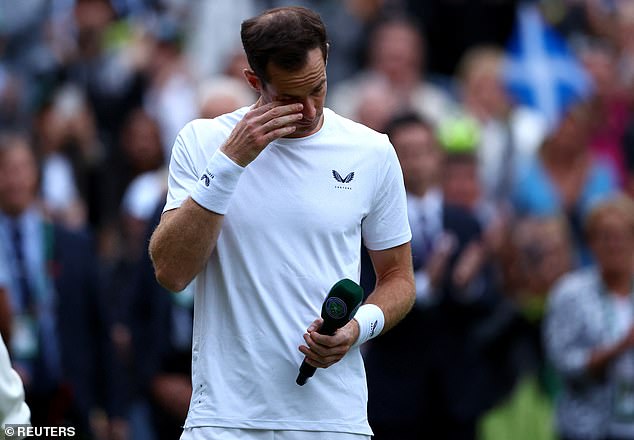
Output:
[{"xmin": 503, "ymin": 2, "xmax": 593, "ymax": 130}]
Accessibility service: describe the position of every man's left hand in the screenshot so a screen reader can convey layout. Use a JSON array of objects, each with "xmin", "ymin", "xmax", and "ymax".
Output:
[{"xmin": 298, "ymin": 318, "xmax": 360, "ymax": 368}]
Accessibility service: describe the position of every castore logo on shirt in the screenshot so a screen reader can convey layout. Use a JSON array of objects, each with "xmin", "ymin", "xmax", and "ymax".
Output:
[{"xmin": 332, "ymin": 170, "xmax": 354, "ymax": 190}]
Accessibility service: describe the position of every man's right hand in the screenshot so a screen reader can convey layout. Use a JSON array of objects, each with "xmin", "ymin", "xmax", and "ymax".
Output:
[{"xmin": 221, "ymin": 101, "xmax": 304, "ymax": 167}]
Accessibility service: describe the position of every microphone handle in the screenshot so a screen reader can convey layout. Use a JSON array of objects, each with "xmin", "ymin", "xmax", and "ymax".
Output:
[{"xmin": 295, "ymin": 322, "xmax": 338, "ymax": 386}]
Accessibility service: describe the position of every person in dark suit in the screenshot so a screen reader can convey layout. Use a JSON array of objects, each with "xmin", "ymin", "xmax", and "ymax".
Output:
[
  {"xmin": 363, "ymin": 113, "xmax": 510, "ymax": 440},
  {"xmin": 110, "ymin": 200, "xmax": 193, "ymax": 440},
  {"xmin": 0, "ymin": 132, "xmax": 112, "ymax": 438}
]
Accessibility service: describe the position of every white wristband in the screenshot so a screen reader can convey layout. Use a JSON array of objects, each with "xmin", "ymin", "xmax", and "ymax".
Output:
[
  {"xmin": 352, "ymin": 304, "xmax": 385, "ymax": 347},
  {"xmin": 190, "ymin": 150, "xmax": 245, "ymax": 214}
]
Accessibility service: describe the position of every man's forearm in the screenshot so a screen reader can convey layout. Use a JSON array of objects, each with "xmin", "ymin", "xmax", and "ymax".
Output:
[
  {"xmin": 365, "ymin": 268, "xmax": 415, "ymax": 334},
  {"xmin": 149, "ymin": 197, "xmax": 224, "ymax": 292}
]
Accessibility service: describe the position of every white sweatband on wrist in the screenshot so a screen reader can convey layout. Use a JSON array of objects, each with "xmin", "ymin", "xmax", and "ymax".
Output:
[
  {"xmin": 190, "ymin": 150, "xmax": 245, "ymax": 214},
  {"xmin": 352, "ymin": 304, "xmax": 385, "ymax": 347}
]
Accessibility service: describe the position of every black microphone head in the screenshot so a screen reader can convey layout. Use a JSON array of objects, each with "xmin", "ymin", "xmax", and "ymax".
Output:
[{"xmin": 319, "ymin": 278, "xmax": 364, "ymax": 335}]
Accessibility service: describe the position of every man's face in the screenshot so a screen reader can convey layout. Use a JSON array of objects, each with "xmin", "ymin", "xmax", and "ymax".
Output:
[
  {"xmin": 442, "ymin": 159, "xmax": 481, "ymax": 210},
  {"xmin": 258, "ymin": 47, "xmax": 327, "ymax": 138},
  {"xmin": 391, "ymin": 123, "xmax": 442, "ymax": 192},
  {"xmin": 0, "ymin": 144, "xmax": 38, "ymax": 217},
  {"xmin": 590, "ymin": 213, "xmax": 634, "ymax": 275}
]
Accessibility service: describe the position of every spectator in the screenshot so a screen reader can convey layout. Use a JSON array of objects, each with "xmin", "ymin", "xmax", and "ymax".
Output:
[
  {"xmin": 184, "ymin": 0, "xmax": 258, "ymax": 81},
  {"xmin": 455, "ymin": 45, "xmax": 547, "ymax": 205},
  {"xmin": 136, "ymin": 204, "xmax": 192, "ymax": 440},
  {"xmin": 513, "ymin": 100, "xmax": 619, "ymax": 266},
  {"xmin": 329, "ymin": 15, "xmax": 456, "ymax": 127},
  {"xmin": 545, "ymin": 194, "xmax": 634, "ymax": 440},
  {"xmin": 348, "ymin": 76, "xmax": 400, "ymax": 133},
  {"xmin": 479, "ymin": 215, "xmax": 575, "ymax": 440},
  {"xmin": 33, "ymin": 83, "xmax": 104, "ymax": 231},
  {"xmin": 197, "ymin": 75, "xmax": 255, "ymax": 120},
  {"xmin": 0, "ymin": 132, "xmax": 111, "ymax": 436},
  {"xmin": 364, "ymin": 113, "xmax": 508, "ymax": 440},
  {"xmin": 437, "ymin": 115, "xmax": 509, "ymax": 257},
  {"xmin": 143, "ymin": 17, "xmax": 197, "ymax": 161},
  {"xmin": 580, "ymin": 40, "xmax": 632, "ymax": 187},
  {"xmin": 99, "ymin": 107, "xmax": 165, "ymax": 249},
  {"xmin": 64, "ymin": 0, "xmax": 146, "ymax": 147}
]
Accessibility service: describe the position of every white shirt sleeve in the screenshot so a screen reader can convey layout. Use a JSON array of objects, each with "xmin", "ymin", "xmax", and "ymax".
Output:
[
  {"xmin": 164, "ymin": 123, "xmax": 203, "ymax": 212},
  {"xmin": 0, "ymin": 335, "xmax": 30, "ymax": 428},
  {"xmin": 362, "ymin": 140, "xmax": 412, "ymax": 250}
]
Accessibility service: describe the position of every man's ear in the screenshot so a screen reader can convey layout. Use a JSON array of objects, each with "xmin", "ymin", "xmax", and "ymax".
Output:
[{"xmin": 243, "ymin": 69, "xmax": 262, "ymax": 93}]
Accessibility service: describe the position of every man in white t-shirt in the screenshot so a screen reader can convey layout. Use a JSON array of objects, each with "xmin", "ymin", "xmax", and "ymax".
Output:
[{"xmin": 149, "ymin": 6, "xmax": 415, "ymax": 440}]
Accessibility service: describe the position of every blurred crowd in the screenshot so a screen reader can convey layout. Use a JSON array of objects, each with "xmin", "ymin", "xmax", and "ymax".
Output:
[{"xmin": 2, "ymin": 0, "xmax": 634, "ymax": 439}]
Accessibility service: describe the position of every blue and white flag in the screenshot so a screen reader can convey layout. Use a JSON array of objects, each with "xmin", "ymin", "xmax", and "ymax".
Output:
[{"xmin": 503, "ymin": 2, "xmax": 593, "ymax": 130}]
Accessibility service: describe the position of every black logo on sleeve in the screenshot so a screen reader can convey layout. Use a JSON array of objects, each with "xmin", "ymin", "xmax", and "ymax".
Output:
[
  {"xmin": 332, "ymin": 170, "xmax": 354, "ymax": 183},
  {"xmin": 369, "ymin": 319, "xmax": 378, "ymax": 337},
  {"xmin": 200, "ymin": 170, "xmax": 215, "ymax": 187}
]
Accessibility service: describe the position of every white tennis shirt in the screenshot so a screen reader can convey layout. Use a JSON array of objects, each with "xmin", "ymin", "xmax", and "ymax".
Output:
[{"xmin": 164, "ymin": 107, "xmax": 411, "ymax": 435}]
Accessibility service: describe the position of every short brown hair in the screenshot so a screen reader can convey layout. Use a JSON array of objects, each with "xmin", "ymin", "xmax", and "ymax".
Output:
[{"xmin": 241, "ymin": 6, "xmax": 329, "ymax": 83}]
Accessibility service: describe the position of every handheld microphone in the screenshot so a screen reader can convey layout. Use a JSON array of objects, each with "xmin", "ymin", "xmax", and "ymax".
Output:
[{"xmin": 296, "ymin": 278, "xmax": 364, "ymax": 386}]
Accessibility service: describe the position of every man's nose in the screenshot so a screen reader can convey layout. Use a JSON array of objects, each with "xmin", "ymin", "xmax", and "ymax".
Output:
[{"xmin": 301, "ymin": 98, "xmax": 317, "ymax": 120}]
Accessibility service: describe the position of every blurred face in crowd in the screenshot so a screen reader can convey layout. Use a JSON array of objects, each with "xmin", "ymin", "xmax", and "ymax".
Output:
[
  {"xmin": 122, "ymin": 110, "xmax": 164, "ymax": 172},
  {"xmin": 616, "ymin": 2, "xmax": 634, "ymax": 54},
  {"xmin": 546, "ymin": 103, "xmax": 592, "ymax": 157},
  {"xmin": 0, "ymin": 139, "xmax": 38, "ymax": 217},
  {"xmin": 74, "ymin": 0, "xmax": 114, "ymax": 58},
  {"xmin": 391, "ymin": 122, "xmax": 442, "ymax": 195},
  {"xmin": 248, "ymin": 47, "xmax": 327, "ymax": 138},
  {"xmin": 588, "ymin": 204, "xmax": 634, "ymax": 276},
  {"xmin": 581, "ymin": 46, "xmax": 618, "ymax": 98},
  {"xmin": 200, "ymin": 94, "xmax": 248, "ymax": 120},
  {"xmin": 460, "ymin": 49, "xmax": 509, "ymax": 118},
  {"xmin": 515, "ymin": 218, "xmax": 573, "ymax": 292},
  {"xmin": 354, "ymin": 78, "xmax": 399, "ymax": 132},
  {"xmin": 442, "ymin": 155, "xmax": 481, "ymax": 210},
  {"xmin": 369, "ymin": 21, "xmax": 422, "ymax": 87}
]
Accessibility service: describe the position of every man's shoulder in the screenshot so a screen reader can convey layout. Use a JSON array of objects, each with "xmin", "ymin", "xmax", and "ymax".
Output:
[
  {"xmin": 324, "ymin": 107, "xmax": 386, "ymax": 139},
  {"xmin": 324, "ymin": 108, "xmax": 389, "ymax": 145},
  {"xmin": 184, "ymin": 107, "xmax": 250, "ymax": 136},
  {"xmin": 175, "ymin": 107, "xmax": 250, "ymax": 153}
]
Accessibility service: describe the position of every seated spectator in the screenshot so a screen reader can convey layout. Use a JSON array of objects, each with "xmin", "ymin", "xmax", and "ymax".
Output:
[{"xmin": 545, "ymin": 194, "xmax": 634, "ymax": 440}]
